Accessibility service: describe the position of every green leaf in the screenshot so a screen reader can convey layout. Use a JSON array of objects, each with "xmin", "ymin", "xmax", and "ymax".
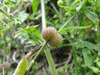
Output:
[
  {"xmin": 58, "ymin": 25, "xmax": 91, "ymax": 33},
  {"xmin": 74, "ymin": 39, "xmax": 94, "ymax": 49},
  {"xmin": 27, "ymin": 26, "xmax": 44, "ymax": 42},
  {"xmin": 83, "ymin": 9, "xmax": 98, "ymax": 21},
  {"xmin": 54, "ymin": 19, "xmax": 59, "ymax": 25},
  {"xmin": 18, "ymin": 11, "xmax": 29, "ymax": 23},
  {"xmin": 8, "ymin": 21, "xmax": 15, "ymax": 28},
  {"xmin": 82, "ymin": 49, "xmax": 92, "ymax": 67},
  {"xmin": 0, "ymin": 20, "xmax": 15, "ymax": 32},
  {"xmin": 0, "ymin": 12, "xmax": 6, "ymax": 20},
  {"xmin": 20, "ymin": 37, "xmax": 27, "ymax": 44},
  {"xmin": 14, "ymin": 27, "xmax": 41, "ymax": 45},
  {"xmin": 0, "ymin": 8, "xmax": 9, "ymax": 17},
  {"xmin": 74, "ymin": 39, "xmax": 100, "ymax": 52},
  {"xmin": 13, "ymin": 57, "xmax": 28, "ymax": 75},
  {"xmin": 58, "ymin": 13, "xmax": 78, "ymax": 32},
  {"xmin": 76, "ymin": 1, "xmax": 84, "ymax": 11},
  {"xmin": 94, "ymin": 43, "xmax": 100, "ymax": 52},
  {"xmin": 14, "ymin": 33, "xmax": 22, "ymax": 39},
  {"xmin": 32, "ymin": 0, "xmax": 39, "ymax": 12},
  {"xmin": 32, "ymin": 65, "xmax": 37, "ymax": 73}
]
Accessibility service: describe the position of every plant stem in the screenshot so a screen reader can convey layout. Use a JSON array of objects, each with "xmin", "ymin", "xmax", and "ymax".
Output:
[
  {"xmin": 44, "ymin": 48, "xmax": 58, "ymax": 75},
  {"xmin": 41, "ymin": 0, "xmax": 46, "ymax": 30},
  {"xmin": 72, "ymin": 42, "xmax": 79, "ymax": 75},
  {"xmin": 96, "ymin": 20, "xmax": 100, "ymax": 42},
  {"xmin": 25, "ymin": 41, "xmax": 48, "ymax": 74},
  {"xmin": 58, "ymin": 13, "xmax": 78, "ymax": 32},
  {"xmin": 3, "ymin": 67, "xmax": 5, "ymax": 75},
  {"xmin": 41, "ymin": 0, "xmax": 57, "ymax": 75}
]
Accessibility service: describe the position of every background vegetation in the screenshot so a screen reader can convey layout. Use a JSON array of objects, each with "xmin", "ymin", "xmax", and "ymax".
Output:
[{"xmin": 0, "ymin": 0, "xmax": 100, "ymax": 75}]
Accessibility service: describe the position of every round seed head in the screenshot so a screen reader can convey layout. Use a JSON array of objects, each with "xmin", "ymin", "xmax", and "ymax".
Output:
[
  {"xmin": 93, "ymin": 67, "xmax": 99, "ymax": 74},
  {"xmin": 0, "ymin": 64, "xmax": 3, "ymax": 73},
  {"xmin": 2, "ymin": 62, "xmax": 10, "ymax": 70},
  {"xmin": 57, "ymin": 0, "xmax": 63, "ymax": 6},
  {"xmin": 49, "ymin": 34, "xmax": 62, "ymax": 47},
  {"xmin": 41, "ymin": 27, "xmax": 56, "ymax": 41}
]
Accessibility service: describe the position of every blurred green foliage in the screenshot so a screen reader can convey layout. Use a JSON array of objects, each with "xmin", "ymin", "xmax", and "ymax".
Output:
[{"xmin": 0, "ymin": 0, "xmax": 100, "ymax": 75}]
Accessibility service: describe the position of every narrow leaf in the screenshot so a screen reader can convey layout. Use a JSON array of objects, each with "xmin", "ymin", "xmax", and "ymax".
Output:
[
  {"xmin": 58, "ymin": 13, "xmax": 78, "ymax": 32},
  {"xmin": 58, "ymin": 25, "xmax": 91, "ymax": 33},
  {"xmin": 9, "ymin": 21, "xmax": 15, "ymax": 28},
  {"xmin": 74, "ymin": 39, "xmax": 100, "ymax": 52},
  {"xmin": 32, "ymin": 0, "xmax": 38, "ymax": 12},
  {"xmin": 84, "ymin": 9, "xmax": 98, "ymax": 21},
  {"xmin": 76, "ymin": 1, "xmax": 84, "ymax": 11},
  {"xmin": 0, "ymin": 9, "xmax": 9, "ymax": 17},
  {"xmin": 27, "ymin": 26, "xmax": 43, "ymax": 42},
  {"xmin": 82, "ymin": 49, "xmax": 92, "ymax": 67},
  {"xmin": 13, "ymin": 57, "xmax": 28, "ymax": 75}
]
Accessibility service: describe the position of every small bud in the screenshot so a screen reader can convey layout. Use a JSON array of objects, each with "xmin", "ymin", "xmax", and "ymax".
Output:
[
  {"xmin": 93, "ymin": 68, "xmax": 99, "ymax": 74},
  {"xmin": 57, "ymin": 0, "xmax": 63, "ymax": 6},
  {"xmin": 76, "ymin": 57, "xmax": 82, "ymax": 63},
  {"xmin": 91, "ymin": 66, "xmax": 99, "ymax": 74},
  {"xmin": 98, "ymin": 52, "xmax": 100, "ymax": 57},
  {"xmin": 75, "ymin": 0, "xmax": 81, "ymax": 3},
  {"xmin": 4, "ymin": 0, "xmax": 9, "ymax": 5},
  {"xmin": 97, "ymin": 61, "xmax": 100, "ymax": 67},
  {"xmin": 53, "ymin": 15, "xmax": 58, "ymax": 18},
  {"xmin": 57, "ymin": 68, "xmax": 64, "ymax": 74},
  {"xmin": 64, "ymin": 64, "xmax": 69, "ymax": 69},
  {"xmin": 65, "ymin": 12, "xmax": 70, "ymax": 17},
  {"xmin": 2, "ymin": 62, "xmax": 10, "ymax": 70}
]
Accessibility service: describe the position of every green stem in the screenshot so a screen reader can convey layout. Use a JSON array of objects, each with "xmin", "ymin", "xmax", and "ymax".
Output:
[
  {"xmin": 58, "ymin": 13, "xmax": 78, "ymax": 32},
  {"xmin": 41, "ymin": 0, "xmax": 57, "ymax": 75},
  {"xmin": 72, "ymin": 43, "xmax": 79, "ymax": 75},
  {"xmin": 41, "ymin": 0, "xmax": 46, "ymax": 30},
  {"xmin": 3, "ymin": 67, "xmax": 5, "ymax": 75},
  {"xmin": 27, "ymin": 52, "xmax": 37, "ymax": 60},
  {"xmin": 96, "ymin": 13, "xmax": 100, "ymax": 42},
  {"xmin": 25, "ymin": 41, "xmax": 48, "ymax": 74},
  {"xmin": 51, "ymin": 3, "xmax": 59, "ymax": 16},
  {"xmin": 44, "ymin": 48, "xmax": 58, "ymax": 75}
]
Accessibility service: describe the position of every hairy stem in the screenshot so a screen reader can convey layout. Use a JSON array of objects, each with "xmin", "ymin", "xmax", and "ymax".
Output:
[{"xmin": 25, "ymin": 41, "xmax": 48, "ymax": 74}]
